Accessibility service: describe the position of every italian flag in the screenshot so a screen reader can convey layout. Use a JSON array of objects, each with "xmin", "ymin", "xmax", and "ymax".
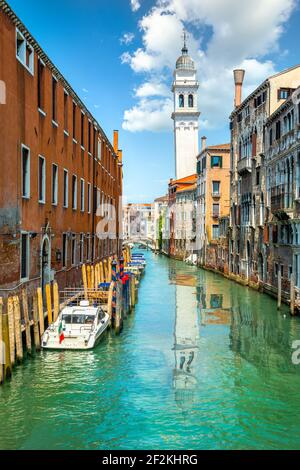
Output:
[{"xmin": 58, "ymin": 321, "xmax": 65, "ymax": 344}]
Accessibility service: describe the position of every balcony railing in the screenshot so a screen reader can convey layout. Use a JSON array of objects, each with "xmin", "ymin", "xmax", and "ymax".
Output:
[
  {"xmin": 212, "ymin": 192, "xmax": 221, "ymax": 198},
  {"xmin": 237, "ymin": 157, "xmax": 252, "ymax": 175}
]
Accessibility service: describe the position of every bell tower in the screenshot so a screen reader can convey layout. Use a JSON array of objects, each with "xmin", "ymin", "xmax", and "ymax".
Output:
[{"xmin": 172, "ymin": 31, "xmax": 200, "ymax": 179}]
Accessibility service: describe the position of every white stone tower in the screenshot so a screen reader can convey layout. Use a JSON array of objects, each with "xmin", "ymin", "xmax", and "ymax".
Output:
[{"xmin": 172, "ymin": 31, "xmax": 200, "ymax": 180}]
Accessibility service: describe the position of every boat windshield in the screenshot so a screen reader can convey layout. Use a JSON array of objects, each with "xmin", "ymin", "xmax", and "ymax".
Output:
[{"xmin": 62, "ymin": 313, "xmax": 95, "ymax": 325}]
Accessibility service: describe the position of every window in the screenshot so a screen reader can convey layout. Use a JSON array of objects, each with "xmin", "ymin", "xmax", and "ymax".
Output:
[
  {"xmin": 97, "ymin": 188, "xmax": 101, "ymax": 212},
  {"xmin": 71, "ymin": 234, "xmax": 76, "ymax": 266},
  {"xmin": 213, "ymin": 204, "xmax": 220, "ymax": 217},
  {"xmin": 88, "ymin": 121, "xmax": 92, "ymax": 153},
  {"xmin": 276, "ymin": 121, "xmax": 281, "ymax": 140},
  {"xmin": 86, "ymin": 234, "xmax": 91, "ymax": 261},
  {"xmin": 64, "ymin": 91, "xmax": 69, "ymax": 132},
  {"xmin": 72, "ymin": 175, "xmax": 77, "ymax": 210},
  {"xmin": 81, "ymin": 112, "xmax": 85, "ymax": 148},
  {"xmin": 37, "ymin": 59, "xmax": 45, "ymax": 111},
  {"xmin": 73, "ymin": 102, "xmax": 77, "ymax": 141},
  {"xmin": 16, "ymin": 29, "xmax": 26, "ymax": 62},
  {"xmin": 62, "ymin": 234, "xmax": 68, "ymax": 268},
  {"xmin": 212, "ymin": 181, "xmax": 220, "ymax": 195},
  {"xmin": 211, "ymin": 156, "xmax": 222, "ymax": 168},
  {"xmin": 79, "ymin": 234, "xmax": 84, "ymax": 264},
  {"xmin": 38, "ymin": 156, "xmax": 46, "ymax": 203},
  {"xmin": 52, "ymin": 76, "xmax": 58, "ymax": 123},
  {"xmin": 269, "ymin": 128, "xmax": 273, "ymax": 146},
  {"xmin": 21, "ymin": 232, "xmax": 30, "ymax": 280},
  {"xmin": 179, "ymin": 94, "xmax": 184, "ymax": 108},
  {"xmin": 52, "ymin": 164, "xmax": 58, "ymax": 205},
  {"xmin": 80, "ymin": 179, "xmax": 85, "ymax": 212},
  {"xmin": 188, "ymin": 94, "xmax": 194, "ymax": 107},
  {"xmin": 256, "ymin": 168, "xmax": 260, "ymax": 186},
  {"xmin": 278, "ymin": 88, "xmax": 291, "ymax": 100},
  {"xmin": 87, "ymin": 183, "xmax": 91, "ymax": 214},
  {"xmin": 212, "ymin": 225, "xmax": 220, "ymax": 239},
  {"xmin": 21, "ymin": 145, "xmax": 30, "ymax": 199},
  {"xmin": 244, "ymin": 106, "xmax": 250, "ymax": 118},
  {"xmin": 98, "ymin": 138, "xmax": 102, "ymax": 160},
  {"xmin": 63, "ymin": 170, "xmax": 68, "ymax": 208},
  {"xmin": 16, "ymin": 29, "xmax": 34, "ymax": 74}
]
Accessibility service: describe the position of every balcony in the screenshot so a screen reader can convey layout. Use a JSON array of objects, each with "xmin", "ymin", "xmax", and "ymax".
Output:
[
  {"xmin": 237, "ymin": 157, "xmax": 252, "ymax": 175},
  {"xmin": 271, "ymin": 185, "xmax": 294, "ymax": 217},
  {"xmin": 212, "ymin": 192, "xmax": 221, "ymax": 198}
]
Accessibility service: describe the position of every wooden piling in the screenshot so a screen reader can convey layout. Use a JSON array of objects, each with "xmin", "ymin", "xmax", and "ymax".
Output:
[
  {"xmin": 7, "ymin": 297, "xmax": 15, "ymax": 367},
  {"xmin": 0, "ymin": 298, "xmax": 3, "ymax": 384},
  {"xmin": 277, "ymin": 270, "xmax": 282, "ymax": 310},
  {"xmin": 103, "ymin": 260, "xmax": 108, "ymax": 283},
  {"xmin": 82, "ymin": 265, "xmax": 88, "ymax": 300},
  {"xmin": 22, "ymin": 289, "xmax": 32, "ymax": 354},
  {"xmin": 32, "ymin": 295, "xmax": 41, "ymax": 351},
  {"xmin": 290, "ymin": 273, "xmax": 295, "ymax": 316},
  {"xmin": 107, "ymin": 282, "xmax": 114, "ymax": 327},
  {"xmin": 46, "ymin": 284, "xmax": 53, "ymax": 325},
  {"xmin": 37, "ymin": 288, "xmax": 45, "ymax": 337},
  {"xmin": 115, "ymin": 281, "xmax": 123, "ymax": 335},
  {"xmin": 91, "ymin": 265, "xmax": 95, "ymax": 290},
  {"xmin": 95, "ymin": 264, "xmax": 99, "ymax": 289},
  {"xmin": 2, "ymin": 314, "xmax": 12, "ymax": 382},
  {"xmin": 53, "ymin": 282, "xmax": 59, "ymax": 322},
  {"xmin": 99, "ymin": 262, "xmax": 104, "ymax": 284},
  {"xmin": 13, "ymin": 296, "xmax": 23, "ymax": 362},
  {"xmin": 108, "ymin": 257, "xmax": 112, "ymax": 283}
]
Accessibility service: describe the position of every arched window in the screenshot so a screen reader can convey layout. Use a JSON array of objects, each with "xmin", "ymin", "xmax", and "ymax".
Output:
[
  {"xmin": 188, "ymin": 94, "xmax": 194, "ymax": 107},
  {"xmin": 179, "ymin": 94, "xmax": 184, "ymax": 108}
]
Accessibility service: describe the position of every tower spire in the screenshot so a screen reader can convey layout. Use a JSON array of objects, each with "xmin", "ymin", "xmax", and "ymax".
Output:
[{"xmin": 182, "ymin": 29, "xmax": 188, "ymax": 55}]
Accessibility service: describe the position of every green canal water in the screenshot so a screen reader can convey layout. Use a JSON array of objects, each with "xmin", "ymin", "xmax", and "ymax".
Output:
[{"xmin": 1, "ymin": 251, "xmax": 300, "ymax": 450}]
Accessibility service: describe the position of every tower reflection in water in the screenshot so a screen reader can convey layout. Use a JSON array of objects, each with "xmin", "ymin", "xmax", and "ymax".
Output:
[
  {"xmin": 170, "ymin": 267, "xmax": 200, "ymax": 409},
  {"xmin": 169, "ymin": 266, "xmax": 234, "ymax": 410}
]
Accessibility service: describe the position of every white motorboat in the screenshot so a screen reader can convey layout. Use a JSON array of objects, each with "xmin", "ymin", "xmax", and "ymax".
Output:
[{"xmin": 41, "ymin": 300, "xmax": 109, "ymax": 350}]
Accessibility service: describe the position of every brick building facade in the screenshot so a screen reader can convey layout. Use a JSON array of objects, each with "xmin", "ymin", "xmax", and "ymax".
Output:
[{"xmin": 0, "ymin": 1, "xmax": 123, "ymax": 298}]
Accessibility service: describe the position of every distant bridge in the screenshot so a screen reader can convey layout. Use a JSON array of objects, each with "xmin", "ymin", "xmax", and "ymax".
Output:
[{"xmin": 123, "ymin": 237, "xmax": 156, "ymax": 251}]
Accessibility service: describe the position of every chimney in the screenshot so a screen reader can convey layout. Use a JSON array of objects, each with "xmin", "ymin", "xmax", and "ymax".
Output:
[
  {"xmin": 118, "ymin": 149, "xmax": 123, "ymax": 162},
  {"xmin": 233, "ymin": 69, "xmax": 245, "ymax": 108},
  {"xmin": 201, "ymin": 136, "xmax": 207, "ymax": 151},
  {"xmin": 113, "ymin": 130, "xmax": 119, "ymax": 154}
]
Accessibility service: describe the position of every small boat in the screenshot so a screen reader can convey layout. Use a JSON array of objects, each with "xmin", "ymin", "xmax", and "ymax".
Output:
[{"xmin": 41, "ymin": 300, "xmax": 109, "ymax": 350}]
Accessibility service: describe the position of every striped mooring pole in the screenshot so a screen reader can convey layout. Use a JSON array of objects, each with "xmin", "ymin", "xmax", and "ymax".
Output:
[{"xmin": 112, "ymin": 259, "xmax": 118, "ymax": 326}]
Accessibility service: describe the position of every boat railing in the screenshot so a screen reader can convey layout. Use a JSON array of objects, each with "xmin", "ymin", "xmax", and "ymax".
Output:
[{"xmin": 60, "ymin": 287, "xmax": 110, "ymax": 308}]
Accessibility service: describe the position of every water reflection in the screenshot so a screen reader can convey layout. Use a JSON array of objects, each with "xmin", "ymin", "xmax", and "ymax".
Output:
[{"xmin": 170, "ymin": 269, "xmax": 200, "ymax": 409}]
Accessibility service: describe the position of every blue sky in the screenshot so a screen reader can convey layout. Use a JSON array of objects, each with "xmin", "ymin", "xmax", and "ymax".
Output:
[{"xmin": 8, "ymin": 0, "xmax": 300, "ymax": 202}]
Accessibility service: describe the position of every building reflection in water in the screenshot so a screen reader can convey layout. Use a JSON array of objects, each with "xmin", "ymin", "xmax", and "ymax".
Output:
[
  {"xmin": 229, "ymin": 289, "xmax": 300, "ymax": 374},
  {"xmin": 170, "ymin": 267, "xmax": 200, "ymax": 410}
]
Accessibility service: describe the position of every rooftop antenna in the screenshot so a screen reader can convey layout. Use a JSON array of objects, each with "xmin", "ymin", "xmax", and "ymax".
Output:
[{"xmin": 182, "ymin": 29, "xmax": 189, "ymax": 55}]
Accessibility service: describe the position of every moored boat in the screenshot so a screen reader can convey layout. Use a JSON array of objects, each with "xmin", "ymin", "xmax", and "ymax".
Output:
[{"xmin": 42, "ymin": 299, "xmax": 109, "ymax": 350}]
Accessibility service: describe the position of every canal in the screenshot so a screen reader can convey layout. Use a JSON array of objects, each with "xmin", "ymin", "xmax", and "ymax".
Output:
[{"xmin": 1, "ymin": 250, "xmax": 300, "ymax": 450}]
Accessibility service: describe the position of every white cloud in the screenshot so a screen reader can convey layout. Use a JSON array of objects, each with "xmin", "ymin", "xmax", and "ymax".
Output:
[
  {"xmin": 122, "ymin": 0, "xmax": 296, "ymax": 133},
  {"xmin": 135, "ymin": 81, "xmax": 170, "ymax": 98},
  {"xmin": 123, "ymin": 97, "xmax": 173, "ymax": 132},
  {"xmin": 131, "ymin": 0, "xmax": 141, "ymax": 12},
  {"xmin": 120, "ymin": 33, "xmax": 135, "ymax": 45}
]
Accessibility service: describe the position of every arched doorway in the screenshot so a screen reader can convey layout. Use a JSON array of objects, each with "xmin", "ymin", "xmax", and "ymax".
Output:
[{"xmin": 41, "ymin": 235, "xmax": 51, "ymax": 299}]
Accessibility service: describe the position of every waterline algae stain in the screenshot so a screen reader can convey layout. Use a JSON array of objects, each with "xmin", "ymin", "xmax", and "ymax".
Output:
[{"xmin": 1, "ymin": 251, "xmax": 300, "ymax": 450}]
